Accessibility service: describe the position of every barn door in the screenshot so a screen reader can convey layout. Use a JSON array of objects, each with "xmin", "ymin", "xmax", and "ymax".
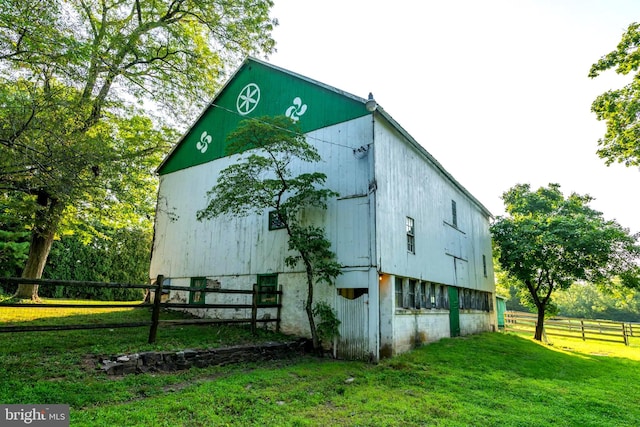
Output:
[
  {"xmin": 448, "ymin": 286, "xmax": 461, "ymax": 337},
  {"xmin": 333, "ymin": 291, "xmax": 369, "ymax": 360}
]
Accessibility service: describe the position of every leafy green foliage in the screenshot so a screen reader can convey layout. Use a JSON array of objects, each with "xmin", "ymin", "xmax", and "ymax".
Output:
[
  {"xmin": 0, "ymin": 0, "xmax": 276, "ymax": 296},
  {"xmin": 285, "ymin": 224, "xmax": 342, "ymax": 286},
  {"xmin": 198, "ymin": 116, "xmax": 342, "ymax": 351},
  {"xmin": 0, "ymin": 195, "xmax": 30, "ymax": 279},
  {"xmin": 554, "ymin": 281, "xmax": 640, "ymax": 322},
  {"xmin": 42, "ymin": 225, "xmax": 152, "ymax": 300},
  {"xmin": 491, "ymin": 183, "xmax": 640, "ymax": 339},
  {"xmin": 589, "ymin": 22, "xmax": 640, "ymax": 166},
  {"xmin": 311, "ymin": 301, "xmax": 341, "ymax": 345}
]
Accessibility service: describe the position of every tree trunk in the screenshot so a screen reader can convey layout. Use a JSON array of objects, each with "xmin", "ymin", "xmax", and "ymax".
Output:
[
  {"xmin": 304, "ymin": 262, "xmax": 320, "ymax": 353},
  {"xmin": 534, "ymin": 304, "xmax": 546, "ymax": 341},
  {"xmin": 14, "ymin": 192, "xmax": 61, "ymax": 301}
]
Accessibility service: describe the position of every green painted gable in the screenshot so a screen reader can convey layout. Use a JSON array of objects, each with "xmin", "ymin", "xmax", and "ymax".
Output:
[{"xmin": 158, "ymin": 58, "xmax": 371, "ymax": 175}]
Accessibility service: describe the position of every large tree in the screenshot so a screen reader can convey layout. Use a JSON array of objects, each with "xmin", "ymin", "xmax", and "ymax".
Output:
[
  {"xmin": 589, "ymin": 22, "xmax": 640, "ymax": 166},
  {"xmin": 197, "ymin": 116, "xmax": 342, "ymax": 352},
  {"xmin": 491, "ymin": 183, "xmax": 640, "ymax": 341},
  {"xmin": 0, "ymin": 0, "xmax": 276, "ymax": 299}
]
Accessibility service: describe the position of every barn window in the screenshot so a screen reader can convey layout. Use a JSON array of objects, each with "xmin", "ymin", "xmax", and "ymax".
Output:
[
  {"xmin": 406, "ymin": 217, "xmax": 415, "ymax": 254},
  {"xmin": 482, "ymin": 255, "xmax": 488, "ymax": 278},
  {"xmin": 395, "ymin": 277, "xmax": 426, "ymax": 309},
  {"xmin": 189, "ymin": 277, "xmax": 207, "ymax": 305},
  {"xmin": 418, "ymin": 282, "xmax": 427, "ymax": 308},
  {"xmin": 257, "ymin": 274, "xmax": 278, "ymax": 305},
  {"xmin": 451, "ymin": 200, "xmax": 458, "ymax": 228},
  {"xmin": 395, "ymin": 277, "xmax": 404, "ymax": 308},
  {"xmin": 407, "ymin": 280, "xmax": 417, "ymax": 308},
  {"xmin": 268, "ymin": 210, "xmax": 286, "ymax": 230},
  {"xmin": 430, "ymin": 283, "xmax": 436, "ymax": 308}
]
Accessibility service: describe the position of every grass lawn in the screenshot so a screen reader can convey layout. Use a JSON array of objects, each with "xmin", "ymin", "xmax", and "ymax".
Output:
[{"xmin": 1, "ymin": 301, "xmax": 639, "ymax": 426}]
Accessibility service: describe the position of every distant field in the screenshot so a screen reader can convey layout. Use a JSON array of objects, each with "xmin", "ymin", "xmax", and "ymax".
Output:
[
  {"xmin": 0, "ymin": 298, "xmax": 140, "ymax": 324},
  {"xmin": 0, "ymin": 305, "xmax": 638, "ymax": 427}
]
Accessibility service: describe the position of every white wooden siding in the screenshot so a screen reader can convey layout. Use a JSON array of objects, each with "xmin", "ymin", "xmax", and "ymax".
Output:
[
  {"xmin": 373, "ymin": 118, "xmax": 494, "ymax": 293},
  {"xmin": 150, "ymin": 116, "xmax": 373, "ymax": 280}
]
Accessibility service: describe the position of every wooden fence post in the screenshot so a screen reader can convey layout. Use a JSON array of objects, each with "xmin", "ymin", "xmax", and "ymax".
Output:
[
  {"xmin": 276, "ymin": 285, "xmax": 282, "ymax": 333},
  {"xmin": 581, "ymin": 320, "xmax": 585, "ymax": 341},
  {"xmin": 148, "ymin": 274, "xmax": 164, "ymax": 344},
  {"xmin": 622, "ymin": 323, "xmax": 629, "ymax": 346},
  {"xmin": 251, "ymin": 283, "xmax": 258, "ymax": 335}
]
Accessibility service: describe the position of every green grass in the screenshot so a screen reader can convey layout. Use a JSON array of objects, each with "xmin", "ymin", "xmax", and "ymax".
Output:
[{"xmin": 1, "ymin": 302, "xmax": 639, "ymax": 426}]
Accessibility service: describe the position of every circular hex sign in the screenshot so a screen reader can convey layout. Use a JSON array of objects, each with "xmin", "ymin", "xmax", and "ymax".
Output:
[{"xmin": 236, "ymin": 83, "xmax": 261, "ymax": 115}]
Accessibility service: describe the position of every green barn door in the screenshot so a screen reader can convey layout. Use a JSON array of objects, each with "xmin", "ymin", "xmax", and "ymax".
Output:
[{"xmin": 448, "ymin": 287, "xmax": 460, "ymax": 337}]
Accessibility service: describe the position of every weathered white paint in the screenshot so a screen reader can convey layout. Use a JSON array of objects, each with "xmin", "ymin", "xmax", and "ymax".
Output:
[
  {"xmin": 460, "ymin": 311, "xmax": 494, "ymax": 335},
  {"xmin": 393, "ymin": 310, "xmax": 451, "ymax": 355},
  {"xmin": 372, "ymin": 117, "xmax": 494, "ymax": 293}
]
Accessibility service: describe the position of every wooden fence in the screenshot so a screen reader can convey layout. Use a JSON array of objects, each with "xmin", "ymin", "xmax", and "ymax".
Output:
[
  {"xmin": 504, "ymin": 311, "xmax": 639, "ymax": 346},
  {"xmin": 0, "ymin": 275, "xmax": 282, "ymax": 343}
]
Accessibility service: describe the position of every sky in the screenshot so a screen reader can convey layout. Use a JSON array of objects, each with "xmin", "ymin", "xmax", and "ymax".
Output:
[{"xmin": 267, "ymin": 0, "xmax": 640, "ymax": 234}]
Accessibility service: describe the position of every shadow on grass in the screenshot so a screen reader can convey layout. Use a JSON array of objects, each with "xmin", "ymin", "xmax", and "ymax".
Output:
[{"xmin": 0, "ymin": 307, "xmax": 289, "ymax": 356}]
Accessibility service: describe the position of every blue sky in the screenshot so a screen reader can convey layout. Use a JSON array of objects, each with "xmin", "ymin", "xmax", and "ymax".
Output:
[{"xmin": 268, "ymin": 0, "xmax": 640, "ymax": 233}]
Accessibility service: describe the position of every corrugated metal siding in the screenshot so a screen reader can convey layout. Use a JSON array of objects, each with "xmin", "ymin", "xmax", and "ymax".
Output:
[{"xmin": 334, "ymin": 293, "xmax": 370, "ymax": 360}]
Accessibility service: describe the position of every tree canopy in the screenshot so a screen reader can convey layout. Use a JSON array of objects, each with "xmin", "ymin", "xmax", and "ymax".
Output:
[
  {"xmin": 197, "ymin": 116, "xmax": 342, "ymax": 352},
  {"xmin": 0, "ymin": 0, "xmax": 276, "ymax": 298},
  {"xmin": 491, "ymin": 183, "xmax": 640, "ymax": 340},
  {"xmin": 589, "ymin": 21, "xmax": 640, "ymax": 166}
]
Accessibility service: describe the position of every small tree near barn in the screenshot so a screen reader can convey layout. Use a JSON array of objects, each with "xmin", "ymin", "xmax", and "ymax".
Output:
[
  {"xmin": 197, "ymin": 116, "xmax": 342, "ymax": 352},
  {"xmin": 490, "ymin": 183, "xmax": 640, "ymax": 341}
]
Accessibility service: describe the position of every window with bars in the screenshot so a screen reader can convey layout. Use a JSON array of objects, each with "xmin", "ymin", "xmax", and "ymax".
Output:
[
  {"xmin": 395, "ymin": 278, "xmax": 430, "ymax": 309},
  {"xmin": 406, "ymin": 216, "xmax": 415, "ymax": 254},
  {"xmin": 457, "ymin": 288, "xmax": 493, "ymax": 312},
  {"xmin": 395, "ymin": 277, "xmax": 404, "ymax": 308},
  {"xmin": 419, "ymin": 282, "xmax": 427, "ymax": 308},
  {"xmin": 408, "ymin": 280, "xmax": 416, "ymax": 307}
]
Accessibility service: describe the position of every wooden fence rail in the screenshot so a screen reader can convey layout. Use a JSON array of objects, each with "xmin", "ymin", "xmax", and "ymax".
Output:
[
  {"xmin": 0, "ymin": 275, "xmax": 282, "ymax": 344},
  {"xmin": 504, "ymin": 311, "xmax": 640, "ymax": 346}
]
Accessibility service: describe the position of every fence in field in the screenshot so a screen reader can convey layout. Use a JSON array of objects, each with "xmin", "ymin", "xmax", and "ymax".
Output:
[
  {"xmin": 504, "ymin": 311, "xmax": 639, "ymax": 346},
  {"xmin": 0, "ymin": 275, "xmax": 282, "ymax": 343}
]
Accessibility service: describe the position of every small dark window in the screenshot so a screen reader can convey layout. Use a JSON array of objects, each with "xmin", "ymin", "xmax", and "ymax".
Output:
[
  {"xmin": 189, "ymin": 277, "xmax": 207, "ymax": 305},
  {"xmin": 408, "ymin": 280, "xmax": 416, "ymax": 308},
  {"xmin": 482, "ymin": 255, "xmax": 488, "ymax": 278},
  {"xmin": 406, "ymin": 217, "xmax": 415, "ymax": 254},
  {"xmin": 257, "ymin": 274, "xmax": 278, "ymax": 305},
  {"xmin": 268, "ymin": 210, "xmax": 285, "ymax": 230},
  {"xmin": 430, "ymin": 283, "xmax": 436, "ymax": 308},
  {"xmin": 419, "ymin": 282, "xmax": 427, "ymax": 308},
  {"xmin": 451, "ymin": 200, "xmax": 458, "ymax": 228}
]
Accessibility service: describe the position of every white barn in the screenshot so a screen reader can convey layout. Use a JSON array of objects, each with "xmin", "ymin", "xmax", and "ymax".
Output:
[{"xmin": 150, "ymin": 58, "xmax": 496, "ymax": 361}]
